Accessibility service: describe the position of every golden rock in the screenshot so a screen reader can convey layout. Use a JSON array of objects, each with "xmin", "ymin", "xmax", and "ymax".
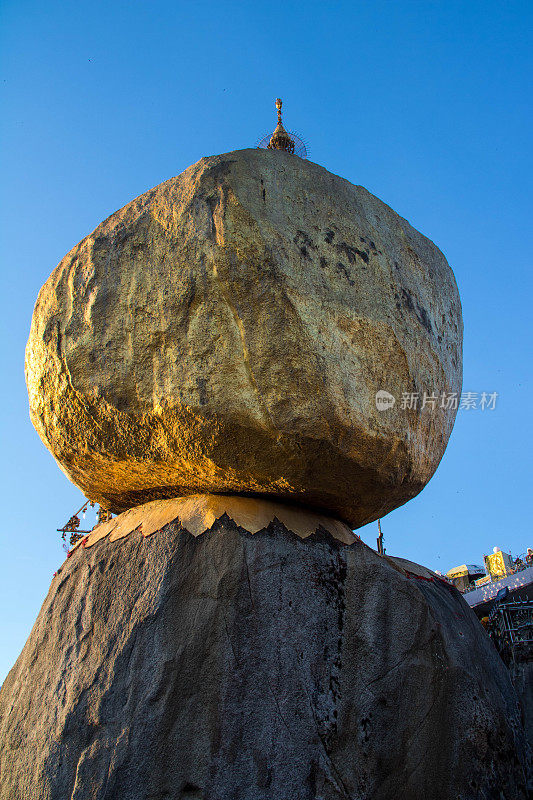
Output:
[{"xmin": 25, "ymin": 149, "xmax": 462, "ymax": 527}]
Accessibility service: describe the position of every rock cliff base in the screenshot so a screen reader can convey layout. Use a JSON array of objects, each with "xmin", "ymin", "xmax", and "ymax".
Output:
[{"xmin": 0, "ymin": 510, "xmax": 528, "ymax": 799}]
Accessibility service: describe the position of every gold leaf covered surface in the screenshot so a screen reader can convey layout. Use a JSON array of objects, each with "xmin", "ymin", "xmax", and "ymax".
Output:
[
  {"xmin": 26, "ymin": 149, "xmax": 462, "ymax": 527},
  {"xmin": 68, "ymin": 494, "xmax": 356, "ymax": 550}
]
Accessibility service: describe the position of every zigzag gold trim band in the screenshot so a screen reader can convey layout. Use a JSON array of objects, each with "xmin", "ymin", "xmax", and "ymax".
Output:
[{"xmin": 71, "ymin": 494, "xmax": 357, "ymax": 553}]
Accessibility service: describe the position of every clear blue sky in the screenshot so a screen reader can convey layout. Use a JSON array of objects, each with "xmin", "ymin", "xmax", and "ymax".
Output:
[{"xmin": 1, "ymin": 0, "xmax": 531, "ymax": 681}]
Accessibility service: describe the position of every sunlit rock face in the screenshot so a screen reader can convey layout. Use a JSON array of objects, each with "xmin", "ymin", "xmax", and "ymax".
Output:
[{"xmin": 25, "ymin": 149, "xmax": 462, "ymax": 526}]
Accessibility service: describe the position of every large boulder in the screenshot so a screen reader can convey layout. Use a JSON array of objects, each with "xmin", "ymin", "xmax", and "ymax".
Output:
[
  {"xmin": 0, "ymin": 503, "xmax": 527, "ymax": 800},
  {"xmin": 25, "ymin": 149, "xmax": 462, "ymax": 526}
]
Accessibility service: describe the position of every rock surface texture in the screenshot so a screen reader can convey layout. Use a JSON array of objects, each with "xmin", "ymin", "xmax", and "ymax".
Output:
[
  {"xmin": 26, "ymin": 149, "xmax": 462, "ymax": 527},
  {"xmin": 0, "ymin": 515, "xmax": 527, "ymax": 800}
]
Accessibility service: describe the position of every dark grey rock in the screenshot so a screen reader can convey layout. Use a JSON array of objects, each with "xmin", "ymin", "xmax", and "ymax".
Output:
[
  {"xmin": 511, "ymin": 662, "xmax": 533, "ymax": 755},
  {"xmin": 0, "ymin": 518, "xmax": 528, "ymax": 799}
]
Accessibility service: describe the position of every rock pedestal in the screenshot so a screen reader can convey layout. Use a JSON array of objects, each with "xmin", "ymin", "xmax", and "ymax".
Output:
[{"xmin": 0, "ymin": 507, "xmax": 528, "ymax": 800}]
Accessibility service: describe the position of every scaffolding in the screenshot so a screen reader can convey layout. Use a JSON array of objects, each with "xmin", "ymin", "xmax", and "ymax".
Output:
[{"xmin": 488, "ymin": 598, "xmax": 533, "ymax": 666}]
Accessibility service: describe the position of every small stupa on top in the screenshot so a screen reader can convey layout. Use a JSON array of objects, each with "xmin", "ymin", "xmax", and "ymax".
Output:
[
  {"xmin": 257, "ymin": 98, "xmax": 308, "ymax": 158},
  {"xmin": 268, "ymin": 98, "xmax": 295, "ymax": 153}
]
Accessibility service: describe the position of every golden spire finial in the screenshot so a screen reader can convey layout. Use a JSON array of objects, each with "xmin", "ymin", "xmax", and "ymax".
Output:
[{"xmin": 268, "ymin": 98, "xmax": 295, "ymax": 154}]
